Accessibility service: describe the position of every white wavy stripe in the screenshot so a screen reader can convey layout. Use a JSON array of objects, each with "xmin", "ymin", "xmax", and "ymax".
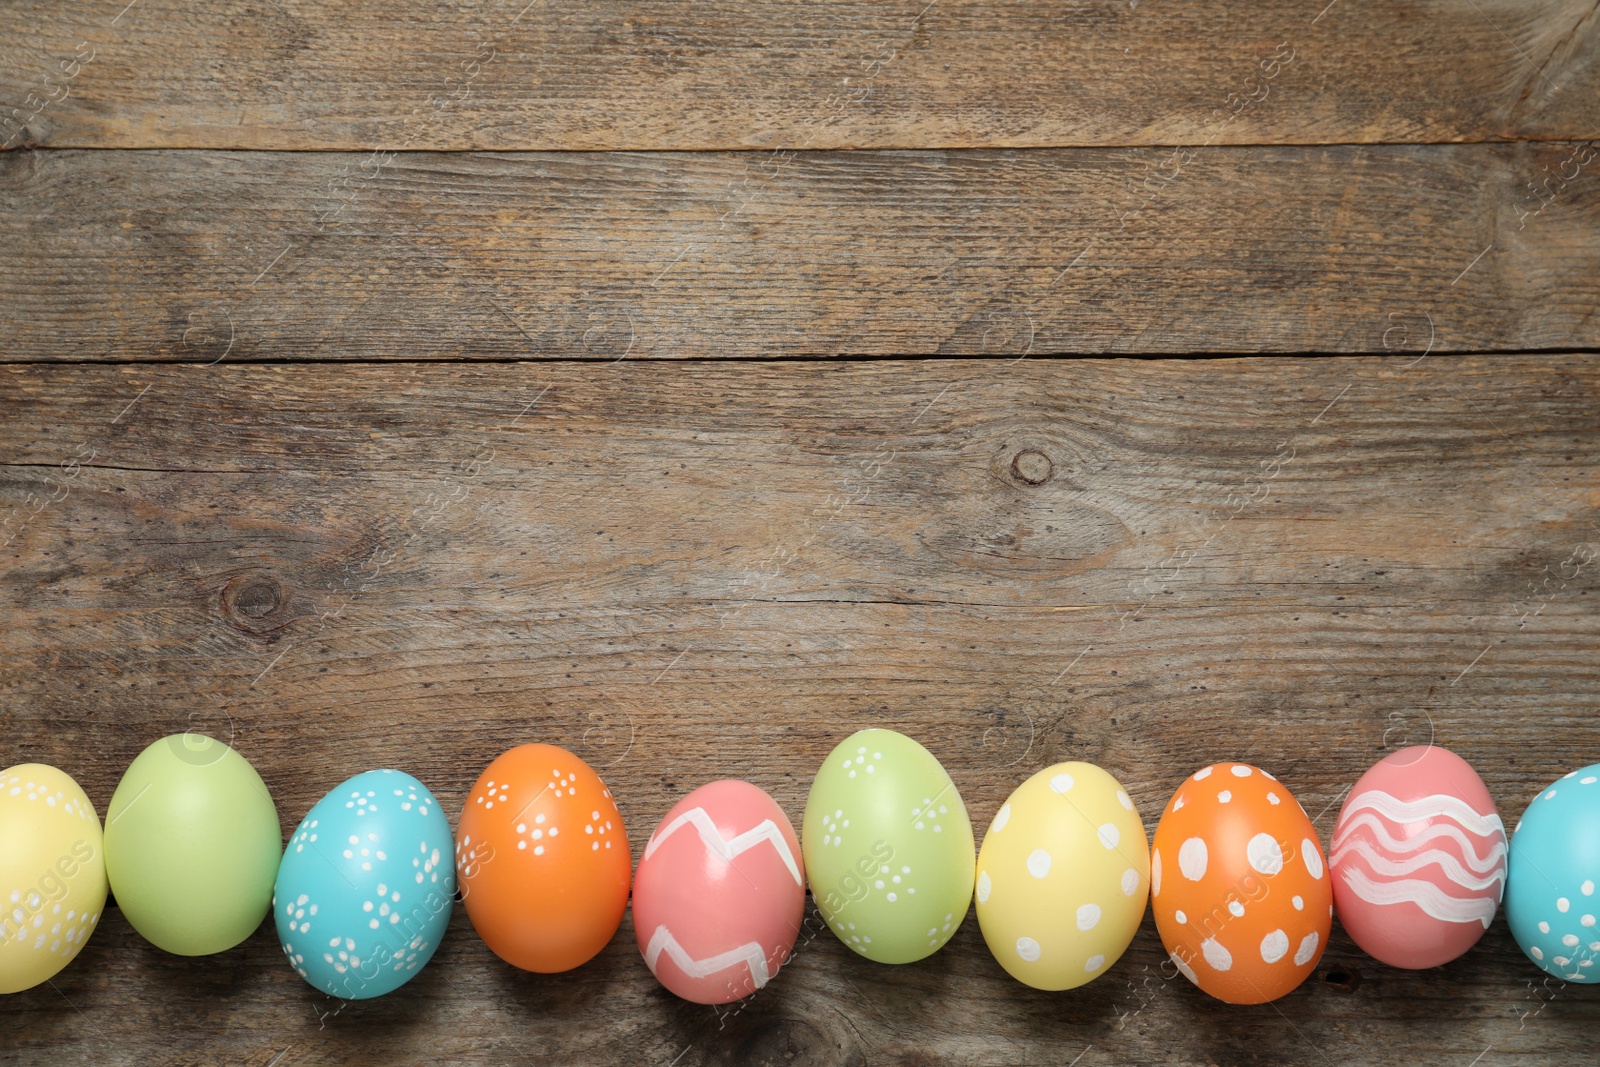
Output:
[
  {"xmin": 1330, "ymin": 836, "xmax": 1506, "ymax": 893},
  {"xmin": 644, "ymin": 925, "xmax": 771, "ymax": 988},
  {"xmin": 1330, "ymin": 812, "xmax": 1506, "ymax": 874},
  {"xmin": 643, "ymin": 808, "xmax": 804, "ymax": 886},
  {"xmin": 1338, "ymin": 790, "xmax": 1504, "ymax": 837},
  {"xmin": 1339, "ymin": 866, "xmax": 1498, "ymax": 928}
]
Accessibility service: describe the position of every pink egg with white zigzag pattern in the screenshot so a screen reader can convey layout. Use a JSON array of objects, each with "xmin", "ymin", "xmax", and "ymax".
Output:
[
  {"xmin": 632, "ymin": 779, "xmax": 806, "ymax": 1004},
  {"xmin": 1330, "ymin": 745, "xmax": 1506, "ymax": 969}
]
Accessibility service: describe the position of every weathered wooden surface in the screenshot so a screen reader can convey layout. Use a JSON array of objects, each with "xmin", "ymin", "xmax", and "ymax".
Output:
[
  {"xmin": 2, "ymin": 357, "xmax": 1599, "ymax": 1065},
  {"xmin": 2, "ymin": 142, "xmax": 1598, "ymax": 361},
  {"xmin": 2, "ymin": 0, "xmax": 1598, "ymax": 151},
  {"xmin": 5, "ymin": 0, "xmax": 1600, "ymax": 1059}
]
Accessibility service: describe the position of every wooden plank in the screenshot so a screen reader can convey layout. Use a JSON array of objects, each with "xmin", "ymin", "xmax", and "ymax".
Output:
[
  {"xmin": 2, "ymin": 355, "xmax": 1599, "ymax": 1064},
  {"xmin": 2, "ymin": 0, "xmax": 1597, "ymax": 152},
  {"xmin": 3, "ymin": 143, "xmax": 1598, "ymax": 361}
]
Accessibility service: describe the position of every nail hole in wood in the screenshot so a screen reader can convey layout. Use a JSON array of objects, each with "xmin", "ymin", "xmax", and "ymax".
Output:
[{"xmin": 1323, "ymin": 968, "xmax": 1360, "ymax": 992}]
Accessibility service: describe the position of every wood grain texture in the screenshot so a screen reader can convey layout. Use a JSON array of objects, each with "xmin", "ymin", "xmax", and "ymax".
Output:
[
  {"xmin": 4, "ymin": 0, "xmax": 1599, "ymax": 1059},
  {"xmin": 2, "ymin": 356, "xmax": 1599, "ymax": 1065},
  {"xmin": 2, "ymin": 0, "xmax": 1599, "ymax": 151},
  {"xmin": 2, "ymin": 142, "xmax": 1598, "ymax": 361}
]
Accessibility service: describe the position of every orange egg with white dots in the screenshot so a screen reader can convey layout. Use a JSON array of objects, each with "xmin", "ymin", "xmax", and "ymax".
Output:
[
  {"xmin": 455, "ymin": 744, "xmax": 631, "ymax": 973},
  {"xmin": 1149, "ymin": 763, "xmax": 1332, "ymax": 1004}
]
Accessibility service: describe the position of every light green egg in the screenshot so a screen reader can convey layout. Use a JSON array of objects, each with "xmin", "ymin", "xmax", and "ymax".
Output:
[
  {"xmin": 802, "ymin": 728, "xmax": 975, "ymax": 964},
  {"xmin": 104, "ymin": 734, "xmax": 282, "ymax": 956}
]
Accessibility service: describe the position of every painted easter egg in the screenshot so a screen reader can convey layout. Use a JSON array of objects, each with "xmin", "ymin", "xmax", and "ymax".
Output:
[
  {"xmin": 974, "ymin": 762, "xmax": 1149, "ymax": 989},
  {"xmin": 0, "ymin": 765, "xmax": 107, "ymax": 995},
  {"xmin": 273, "ymin": 769, "xmax": 454, "ymax": 999},
  {"xmin": 1150, "ymin": 763, "xmax": 1331, "ymax": 1004},
  {"xmin": 1330, "ymin": 745, "xmax": 1505, "ymax": 969},
  {"xmin": 103, "ymin": 734, "xmax": 283, "ymax": 956},
  {"xmin": 455, "ymin": 744, "xmax": 631, "ymax": 973},
  {"xmin": 633, "ymin": 779, "xmax": 805, "ymax": 1003},
  {"xmin": 802, "ymin": 728, "xmax": 975, "ymax": 964},
  {"xmin": 1506, "ymin": 764, "xmax": 1600, "ymax": 982}
]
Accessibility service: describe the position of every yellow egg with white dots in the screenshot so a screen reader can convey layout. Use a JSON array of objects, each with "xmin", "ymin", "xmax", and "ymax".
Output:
[
  {"xmin": 0, "ymin": 764, "xmax": 108, "ymax": 994},
  {"xmin": 974, "ymin": 762, "xmax": 1149, "ymax": 990}
]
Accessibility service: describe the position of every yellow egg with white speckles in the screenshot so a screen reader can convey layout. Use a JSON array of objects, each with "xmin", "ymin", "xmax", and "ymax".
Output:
[
  {"xmin": 974, "ymin": 763, "xmax": 1149, "ymax": 990},
  {"xmin": 0, "ymin": 764, "xmax": 108, "ymax": 994}
]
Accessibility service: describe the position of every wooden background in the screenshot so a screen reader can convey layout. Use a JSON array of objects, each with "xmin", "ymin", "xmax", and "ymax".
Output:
[{"xmin": 3, "ymin": 0, "xmax": 1599, "ymax": 1063}]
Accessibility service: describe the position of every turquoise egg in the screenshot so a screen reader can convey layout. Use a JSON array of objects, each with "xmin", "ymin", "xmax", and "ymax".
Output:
[
  {"xmin": 273, "ymin": 769, "xmax": 454, "ymax": 999},
  {"xmin": 1506, "ymin": 764, "xmax": 1600, "ymax": 982}
]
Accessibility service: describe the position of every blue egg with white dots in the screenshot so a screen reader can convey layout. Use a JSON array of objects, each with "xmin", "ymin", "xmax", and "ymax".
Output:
[
  {"xmin": 1506, "ymin": 764, "xmax": 1600, "ymax": 982},
  {"xmin": 273, "ymin": 769, "xmax": 455, "ymax": 999}
]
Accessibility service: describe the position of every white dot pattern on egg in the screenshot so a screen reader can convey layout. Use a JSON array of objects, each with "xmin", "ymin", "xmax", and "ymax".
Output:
[
  {"xmin": 1260, "ymin": 929, "xmax": 1289, "ymax": 964},
  {"xmin": 802, "ymin": 729, "xmax": 976, "ymax": 965},
  {"xmin": 1247, "ymin": 834, "xmax": 1283, "ymax": 876},
  {"xmin": 974, "ymin": 762, "xmax": 1149, "ymax": 991},
  {"xmin": 273, "ymin": 769, "xmax": 455, "ymax": 1000},
  {"xmin": 0, "ymin": 766, "xmax": 108, "ymax": 994},
  {"xmin": 1027, "ymin": 850, "xmax": 1052, "ymax": 879},
  {"xmin": 1179, "ymin": 838, "xmax": 1208, "ymax": 881},
  {"xmin": 1150, "ymin": 762, "xmax": 1333, "ymax": 1004},
  {"xmin": 1508, "ymin": 765, "xmax": 1600, "ymax": 982}
]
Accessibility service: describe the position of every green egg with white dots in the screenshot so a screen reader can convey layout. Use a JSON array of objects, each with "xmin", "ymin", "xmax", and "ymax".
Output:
[{"xmin": 802, "ymin": 728, "xmax": 975, "ymax": 964}]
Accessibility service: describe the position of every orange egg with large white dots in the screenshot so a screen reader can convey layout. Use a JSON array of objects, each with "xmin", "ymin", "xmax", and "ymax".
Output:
[
  {"xmin": 455, "ymin": 744, "xmax": 631, "ymax": 973},
  {"xmin": 1149, "ymin": 763, "xmax": 1332, "ymax": 1004}
]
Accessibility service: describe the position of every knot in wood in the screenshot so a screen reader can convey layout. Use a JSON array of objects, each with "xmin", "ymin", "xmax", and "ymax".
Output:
[
  {"xmin": 222, "ymin": 574, "xmax": 289, "ymax": 635},
  {"xmin": 1010, "ymin": 448, "xmax": 1053, "ymax": 485}
]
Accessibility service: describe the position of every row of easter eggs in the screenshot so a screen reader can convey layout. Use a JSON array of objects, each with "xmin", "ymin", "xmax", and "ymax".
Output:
[{"xmin": 4, "ymin": 729, "xmax": 1598, "ymax": 1005}]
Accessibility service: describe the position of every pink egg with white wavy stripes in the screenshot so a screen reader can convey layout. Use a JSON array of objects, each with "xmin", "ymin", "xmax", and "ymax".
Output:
[
  {"xmin": 632, "ymin": 779, "xmax": 806, "ymax": 1004},
  {"xmin": 1330, "ymin": 746, "xmax": 1506, "ymax": 969}
]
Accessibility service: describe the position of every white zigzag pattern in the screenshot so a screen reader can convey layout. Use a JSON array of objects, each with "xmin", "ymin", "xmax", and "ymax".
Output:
[
  {"xmin": 643, "ymin": 807, "xmax": 804, "ymax": 885},
  {"xmin": 645, "ymin": 925, "xmax": 771, "ymax": 988},
  {"xmin": 1339, "ymin": 867, "xmax": 1499, "ymax": 928},
  {"xmin": 1337, "ymin": 790, "xmax": 1504, "ymax": 837},
  {"xmin": 1330, "ymin": 813, "xmax": 1506, "ymax": 874},
  {"xmin": 1331, "ymin": 837, "xmax": 1507, "ymax": 893},
  {"xmin": 1332, "ymin": 789, "xmax": 1507, "ymax": 925}
]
